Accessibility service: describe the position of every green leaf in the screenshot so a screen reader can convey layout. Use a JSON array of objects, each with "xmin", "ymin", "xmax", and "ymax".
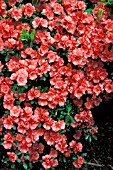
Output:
[
  {"xmin": 15, "ymin": 53, "xmax": 19, "ymax": 58},
  {"xmin": 13, "ymin": 125, "xmax": 16, "ymax": 130},
  {"xmin": 106, "ymin": 31, "xmax": 109, "ymax": 34},
  {"xmin": 32, "ymin": 0, "xmax": 37, "ymax": 5},
  {"xmin": 10, "ymin": 50, "xmax": 15, "ymax": 55},
  {"xmin": 67, "ymin": 106, "xmax": 72, "ymax": 112},
  {"xmin": 29, "ymin": 162, "xmax": 33, "ymax": 169},
  {"xmin": 18, "ymin": 4, "xmax": 22, "ymax": 8},
  {"xmin": 61, "ymin": 111, "xmax": 67, "ymax": 115},
  {"xmin": 76, "ymin": 107, "xmax": 80, "ymax": 113},
  {"xmin": 70, "ymin": 116, "xmax": 76, "ymax": 123},
  {"xmin": 84, "ymin": 161, "xmax": 87, "ymax": 164},
  {"xmin": 92, "ymin": 135, "xmax": 98, "ymax": 140},
  {"xmin": 81, "ymin": 153, "xmax": 87, "ymax": 157},
  {"xmin": 59, "ymin": 115, "xmax": 64, "ymax": 119},
  {"xmin": 98, "ymin": 8, "xmax": 103, "ymax": 16},
  {"xmin": 63, "ymin": 157, "xmax": 66, "ymax": 163},
  {"xmin": 40, "ymin": 76, "xmax": 46, "ymax": 81},
  {"xmin": 20, "ymin": 34, "xmax": 25, "ymax": 39},
  {"xmin": 85, "ymin": 135, "xmax": 89, "ymax": 140},
  {"xmin": 1, "ymin": 50, "xmax": 5, "ymax": 54},
  {"xmin": 59, "ymin": 154, "xmax": 62, "ymax": 161},
  {"xmin": 11, "ymin": 163, "xmax": 15, "ymax": 169},
  {"xmin": 50, "ymin": 30, "xmax": 56, "ymax": 37},
  {"xmin": 24, "ymin": 16, "xmax": 28, "ymax": 19},
  {"xmin": 11, "ymin": 84, "xmax": 17, "ymax": 92},
  {"xmin": 15, "ymin": 150, "xmax": 21, "ymax": 155},
  {"xmin": 65, "ymin": 115, "xmax": 70, "ymax": 124},
  {"xmin": 37, "ymin": 86, "xmax": 41, "ymax": 91},
  {"xmin": 39, "ymin": 168, "xmax": 43, "ymax": 170},
  {"xmin": 30, "ymin": 100, "xmax": 35, "ymax": 104},
  {"xmin": 24, "ymin": 85, "xmax": 28, "ymax": 89},
  {"xmin": 22, "ymin": 28, "xmax": 26, "ymax": 35},
  {"xmin": 4, "ymin": 158, "xmax": 9, "ymax": 163},
  {"xmin": 18, "ymin": 87, "xmax": 25, "ymax": 94},
  {"xmin": 72, "ymin": 157, "xmax": 77, "ymax": 160},
  {"xmin": 30, "ymin": 41, "xmax": 33, "ymax": 48},
  {"xmin": 54, "ymin": 111, "xmax": 57, "ymax": 117},
  {"xmin": 39, "ymin": 160, "xmax": 43, "ymax": 163},
  {"xmin": 23, "ymin": 162, "xmax": 28, "ymax": 169},
  {"xmin": 5, "ymin": 110, "xmax": 10, "ymax": 115},
  {"xmin": 49, "ymin": 45, "xmax": 56, "ymax": 51},
  {"xmin": 26, "ymin": 155, "xmax": 30, "ymax": 160},
  {"xmin": 17, "ymin": 158, "xmax": 21, "ymax": 163},
  {"xmin": 15, "ymin": 100, "xmax": 21, "ymax": 105},
  {"xmin": 5, "ymin": 55, "xmax": 9, "ymax": 62},
  {"xmin": 26, "ymin": 31, "xmax": 30, "ymax": 39},
  {"xmin": 58, "ymin": 0, "xmax": 62, "ymax": 3},
  {"xmin": 30, "ymin": 30, "xmax": 36, "ymax": 40},
  {"xmin": 59, "ymin": 130, "xmax": 64, "ymax": 134},
  {"xmin": 38, "ymin": 123, "xmax": 42, "ymax": 128},
  {"xmin": 14, "ymin": 140, "xmax": 19, "ymax": 146},
  {"xmin": 88, "ymin": 136, "xmax": 92, "ymax": 142},
  {"xmin": 56, "ymin": 21, "xmax": 61, "ymax": 25},
  {"xmin": 84, "ymin": 9, "xmax": 92, "ymax": 14}
]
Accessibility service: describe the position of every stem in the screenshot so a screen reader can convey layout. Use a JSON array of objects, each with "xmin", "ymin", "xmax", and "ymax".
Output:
[
  {"xmin": 108, "ymin": 165, "xmax": 113, "ymax": 170},
  {"xmin": 87, "ymin": 162, "xmax": 104, "ymax": 167}
]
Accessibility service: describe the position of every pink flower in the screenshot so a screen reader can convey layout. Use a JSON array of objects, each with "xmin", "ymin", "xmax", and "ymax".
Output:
[
  {"xmin": 27, "ymin": 88, "xmax": 40, "ymax": 100},
  {"xmin": 55, "ymin": 139, "xmax": 68, "ymax": 153},
  {"xmin": 73, "ymin": 156, "xmax": 84, "ymax": 168},
  {"xmin": 29, "ymin": 151, "xmax": 39, "ymax": 163},
  {"xmin": 0, "ymin": 84, "xmax": 10, "ymax": 94},
  {"xmin": 3, "ymin": 116, "xmax": 13, "ymax": 129},
  {"xmin": 8, "ymin": 6, "xmax": 22, "ymax": 21},
  {"xmin": 16, "ymin": 69, "xmax": 28, "ymax": 86},
  {"xmin": 3, "ymin": 132, "xmax": 15, "ymax": 149},
  {"xmin": 49, "ymin": 148, "xmax": 58, "ymax": 158},
  {"xmin": 32, "ymin": 17, "xmax": 41, "ymax": 28},
  {"xmin": 18, "ymin": 138, "xmax": 32, "ymax": 153},
  {"xmin": 42, "ymin": 155, "xmax": 58, "ymax": 169},
  {"xmin": 37, "ymin": 143, "xmax": 45, "ymax": 154},
  {"xmin": 52, "ymin": 120, "xmax": 65, "ymax": 132},
  {"xmin": 69, "ymin": 140, "xmax": 83, "ymax": 153},
  {"xmin": 44, "ymin": 131, "xmax": 59, "ymax": 146},
  {"xmin": 7, "ymin": 152, "xmax": 18, "ymax": 162},
  {"xmin": 23, "ymin": 3, "xmax": 35, "ymax": 17},
  {"xmin": 64, "ymin": 148, "xmax": 72, "ymax": 157},
  {"xmin": 73, "ymin": 130, "xmax": 82, "ymax": 140},
  {"xmin": 10, "ymin": 106, "xmax": 22, "ymax": 117},
  {"xmin": 40, "ymin": 19, "xmax": 48, "ymax": 28},
  {"xmin": 3, "ymin": 93, "xmax": 14, "ymax": 110},
  {"xmin": 43, "ymin": 117, "xmax": 54, "ymax": 130}
]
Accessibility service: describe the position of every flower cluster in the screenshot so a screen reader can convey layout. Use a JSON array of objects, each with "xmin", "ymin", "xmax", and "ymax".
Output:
[{"xmin": 0, "ymin": 0, "xmax": 113, "ymax": 169}]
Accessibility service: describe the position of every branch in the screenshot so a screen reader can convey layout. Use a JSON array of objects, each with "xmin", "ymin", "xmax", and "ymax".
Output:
[
  {"xmin": 86, "ymin": 162, "xmax": 104, "ymax": 167},
  {"xmin": 108, "ymin": 165, "xmax": 113, "ymax": 170}
]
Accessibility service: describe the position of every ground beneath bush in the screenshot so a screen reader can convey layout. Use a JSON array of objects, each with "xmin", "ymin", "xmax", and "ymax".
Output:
[
  {"xmin": 82, "ymin": 100, "xmax": 113, "ymax": 170},
  {"xmin": 82, "ymin": 118, "xmax": 113, "ymax": 170}
]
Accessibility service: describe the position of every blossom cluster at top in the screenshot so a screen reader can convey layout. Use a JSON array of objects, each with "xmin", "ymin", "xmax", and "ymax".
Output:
[{"xmin": 0, "ymin": 0, "xmax": 113, "ymax": 169}]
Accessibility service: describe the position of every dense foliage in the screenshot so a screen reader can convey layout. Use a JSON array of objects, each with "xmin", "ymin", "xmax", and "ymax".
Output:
[{"xmin": 0, "ymin": 0, "xmax": 113, "ymax": 169}]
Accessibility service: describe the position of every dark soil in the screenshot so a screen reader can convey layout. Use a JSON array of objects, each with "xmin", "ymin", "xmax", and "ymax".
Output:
[{"xmin": 82, "ymin": 98, "xmax": 113, "ymax": 170}]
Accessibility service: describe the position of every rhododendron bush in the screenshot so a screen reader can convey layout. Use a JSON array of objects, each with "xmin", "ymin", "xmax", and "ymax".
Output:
[{"xmin": 0, "ymin": 0, "xmax": 113, "ymax": 169}]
